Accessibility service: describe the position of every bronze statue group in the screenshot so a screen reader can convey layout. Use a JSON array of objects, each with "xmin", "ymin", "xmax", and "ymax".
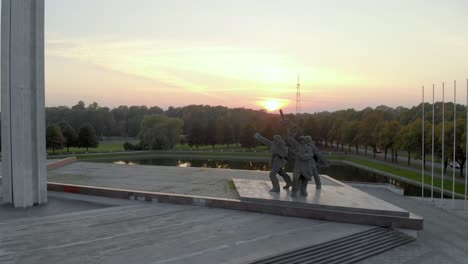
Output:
[{"xmin": 254, "ymin": 118, "xmax": 328, "ymax": 198}]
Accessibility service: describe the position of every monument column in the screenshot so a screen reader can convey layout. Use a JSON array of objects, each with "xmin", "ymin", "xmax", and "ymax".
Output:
[{"xmin": 1, "ymin": 0, "xmax": 47, "ymax": 207}]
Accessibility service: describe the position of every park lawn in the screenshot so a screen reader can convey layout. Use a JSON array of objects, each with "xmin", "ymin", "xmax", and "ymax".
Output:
[
  {"xmin": 47, "ymin": 140, "xmax": 139, "ymax": 155},
  {"xmin": 49, "ymin": 142, "xmax": 268, "ymax": 156},
  {"xmin": 74, "ymin": 150, "xmax": 271, "ymax": 160},
  {"xmin": 338, "ymin": 156, "xmax": 466, "ymax": 195}
]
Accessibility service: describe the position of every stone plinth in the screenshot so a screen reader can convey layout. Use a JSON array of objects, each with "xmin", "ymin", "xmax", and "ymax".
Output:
[{"xmin": 234, "ymin": 176, "xmax": 411, "ymax": 218}]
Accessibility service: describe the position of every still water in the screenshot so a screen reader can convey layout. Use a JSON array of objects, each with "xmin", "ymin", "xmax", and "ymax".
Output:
[{"xmin": 110, "ymin": 157, "xmax": 433, "ymax": 197}]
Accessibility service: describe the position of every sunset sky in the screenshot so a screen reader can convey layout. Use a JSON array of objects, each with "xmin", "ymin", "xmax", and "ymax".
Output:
[{"xmin": 43, "ymin": 0, "xmax": 468, "ymax": 113}]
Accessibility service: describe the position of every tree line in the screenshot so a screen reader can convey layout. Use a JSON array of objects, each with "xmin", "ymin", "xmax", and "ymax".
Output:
[
  {"xmin": 46, "ymin": 122, "xmax": 98, "ymax": 152},
  {"xmin": 299, "ymin": 103, "xmax": 467, "ymax": 176},
  {"xmin": 44, "ymin": 101, "xmax": 468, "ymax": 175}
]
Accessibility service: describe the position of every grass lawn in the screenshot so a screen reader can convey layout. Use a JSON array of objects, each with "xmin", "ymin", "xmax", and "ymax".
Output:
[
  {"xmin": 48, "ymin": 142, "xmax": 268, "ymax": 156},
  {"xmin": 70, "ymin": 150, "xmax": 270, "ymax": 160},
  {"xmin": 335, "ymin": 156, "xmax": 466, "ymax": 196},
  {"xmin": 47, "ymin": 140, "xmax": 139, "ymax": 155}
]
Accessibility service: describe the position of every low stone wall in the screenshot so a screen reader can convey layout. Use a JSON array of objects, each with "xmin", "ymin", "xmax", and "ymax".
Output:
[
  {"xmin": 48, "ymin": 182, "xmax": 423, "ymax": 230},
  {"xmin": 345, "ymin": 182, "xmax": 405, "ymax": 196}
]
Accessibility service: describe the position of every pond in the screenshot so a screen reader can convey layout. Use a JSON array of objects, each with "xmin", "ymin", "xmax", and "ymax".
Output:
[{"xmin": 108, "ymin": 157, "xmax": 440, "ymax": 197}]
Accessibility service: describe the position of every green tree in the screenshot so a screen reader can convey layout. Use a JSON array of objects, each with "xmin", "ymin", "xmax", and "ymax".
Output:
[
  {"xmin": 327, "ymin": 111, "xmax": 346, "ymax": 150},
  {"xmin": 138, "ymin": 115, "xmax": 183, "ymax": 150},
  {"xmin": 127, "ymin": 106, "xmax": 149, "ymax": 137},
  {"xmin": 379, "ymin": 121, "xmax": 401, "ymax": 161},
  {"xmin": 436, "ymin": 119, "xmax": 466, "ymax": 175},
  {"xmin": 397, "ymin": 119, "xmax": 430, "ymax": 166},
  {"xmin": 111, "ymin": 105, "xmax": 129, "ymax": 137},
  {"xmin": 71, "ymin": 101, "xmax": 85, "ymax": 111},
  {"xmin": 46, "ymin": 124, "xmax": 65, "ymax": 153},
  {"xmin": 303, "ymin": 116, "xmax": 321, "ymax": 142},
  {"xmin": 358, "ymin": 111, "xmax": 385, "ymax": 158},
  {"xmin": 58, "ymin": 121, "xmax": 77, "ymax": 152},
  {"xmin": 317, "ymin": 114, "xmax": 332, "ymax": 147},
  {"xmin": 342, "ymin": 121, "xmax": 359, "ymax": 153},
  {"xmin": 77, "ymin": 122, "xmax": 99, "ymax": 151},
  {"xmin": 459, "ymin": 123, "xmax": 468, "ymax": 177},
  {"xmin": 261, "ymin": 122, "xmax": 275, "ymax": 140},
  {"xmin": 239, "ymin": 124, "xmax": 256, "ymax": 149},
  {"xmin": 204, "ymin": 120, "xmax": 218, "ymax": 150},
  {"xmin": 218, "ymin": 120, "xmax": 234, "ymax": 149},
  {"xmin": 188, "ymin": 122, "xmax": 204, "ymax": 149}
]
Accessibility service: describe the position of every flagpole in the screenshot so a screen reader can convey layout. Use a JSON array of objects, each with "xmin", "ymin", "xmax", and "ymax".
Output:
[
  {"xmin": 453, "ymin": 80, "xmax": 457, "ymax": 209},
  {"xmin": 422, "ymin": 86, "xmax": 425, "ymax": 200},
  {"xmin": 441, "ymin": 82, "xmax": 445, "ymax": 201},
  {"xmin": 465, "ymin": 78, "xmax": 468, "ymax": 209},
  {"xmin": 431, "ymin": 84, "xmax": 435, "ymax": 200}
]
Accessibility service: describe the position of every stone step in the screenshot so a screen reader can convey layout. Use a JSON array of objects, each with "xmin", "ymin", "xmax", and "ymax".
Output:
[
  {"xmin": 250, "ymin": 227, "xmax": 415, "ymax": 264},
  {"xmin": 331, "ymin": 236, "xmax": 414, "ymax": 264},
  {"xmin": 312, "ymin": 235, "xmax": 412, "ymax": 264},
  {"xmin": 275, "ymin": 229, "xmax": 398, "ymax": 264},
  {"xmin": 251, "ymin": 228, "xmax": 386, "ymax": 264}
]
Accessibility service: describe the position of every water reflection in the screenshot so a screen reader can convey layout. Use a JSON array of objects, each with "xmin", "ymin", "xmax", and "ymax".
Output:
[
  {"xmin": 117, "ymin": 158, "xmax": 270, "ymax": 171},
  {"xmin": 177, "ymin": 161, "xmax": 191, "ymax": 167},
  {"xmin": 113, "ymin": 160, "xmax": 135, "ymax": 165}
]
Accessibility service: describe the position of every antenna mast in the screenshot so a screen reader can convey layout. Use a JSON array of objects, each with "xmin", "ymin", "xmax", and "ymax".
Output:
[{"xmin": 296, "ymin": 74, "xmax": 301, "ymax": 114}]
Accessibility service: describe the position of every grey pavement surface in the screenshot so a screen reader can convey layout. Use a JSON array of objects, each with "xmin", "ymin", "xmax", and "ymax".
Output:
[
  {"xmin": 4, "ymin": 162, "xmax": 468, "ymax": 263},
  {"xmin": 356, "ymin": 187, "xmax": 468, "ymax": 264},
  {"xmin": 0, "ymin": 195, "xmax": 107, "ymax": 222},
  {"xmin": 48, "ymin": 162, "xmax": 337, "ymax": 199},
  {"xmin": 0, "ymin": 194, "xmax": 372, "ymax": 264},
  {"xmin": 0, "ymin": 188, "xmax": 139, "ymax": 222}
]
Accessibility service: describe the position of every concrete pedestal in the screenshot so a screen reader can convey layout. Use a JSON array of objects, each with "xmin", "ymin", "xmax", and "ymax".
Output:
[
  {"xmin": 1, "ymin": 0, "xmax": 47, "ymax": 207},
  {"xmin": 233, "ymin": 177, "xmax": 423, "ymax": 230}
]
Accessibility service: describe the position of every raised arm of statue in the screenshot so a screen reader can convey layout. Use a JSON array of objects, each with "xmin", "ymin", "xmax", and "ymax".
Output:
[
  {"xmin": 254, "ymin": 132, "xmax": 272, "ymax": 148},
  {"xmin": 310, "ymin": 142, "xmax": 329, "ymax": 167},
  {"xmin": 286, "ymin": 134, "xmax": 300, "ymax": 149}
]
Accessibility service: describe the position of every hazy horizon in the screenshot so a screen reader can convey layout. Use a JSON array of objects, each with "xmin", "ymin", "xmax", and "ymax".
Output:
[{"xmin": 31, "ymin": 1, "xmax": 468, "ymax": 112}]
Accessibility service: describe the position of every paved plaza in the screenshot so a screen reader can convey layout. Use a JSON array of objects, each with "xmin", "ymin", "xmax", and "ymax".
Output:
[
  {"xmin": 47, "ymin": 162, "xmax": 337, "ymax": 199},
  {"xmin": 357, "ymin": 187, "xmax": 468, "ymax": 264},
  {"xmin": 3, "ymin": 162, "xmax": 468, "ymax": 263},
  {"xmin": 0, "ymin": 191, "xmax": 372, "ymax": 264}
]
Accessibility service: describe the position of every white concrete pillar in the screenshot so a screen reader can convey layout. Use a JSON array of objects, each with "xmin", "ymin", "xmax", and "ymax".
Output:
[{"xmin": 1, "ymin": 0, "xmax": 47, "ymax": 207}]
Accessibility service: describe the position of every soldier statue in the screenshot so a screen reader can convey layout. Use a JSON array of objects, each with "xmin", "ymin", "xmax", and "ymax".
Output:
[
  {"xmin": 254, "ymin": 133, "xmax": 293, "ymax": 192},
  {"xmin": 305, "ymin": 135, "xmax": 329, "ymax": 190},
  {"xmin": 286, "ymin": 135, "xmax": 315, "ymax": 197}
]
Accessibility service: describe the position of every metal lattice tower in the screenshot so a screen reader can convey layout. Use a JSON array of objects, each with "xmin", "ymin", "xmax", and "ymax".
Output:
[{"xmin": 296, "ymin": 74, "xmax": 301, "ymax": 114}]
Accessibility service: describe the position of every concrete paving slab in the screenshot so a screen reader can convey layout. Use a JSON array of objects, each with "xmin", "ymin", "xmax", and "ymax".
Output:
[
  {"xmin": 355, "ymin": 187, "xmax": 468, "ymax": 264},
  {"xmin": 411, "ymin": 197, "xmax": 468, "ymax": 220},
  {"xmin": 0, "ymin": 201, "xmax": 373, "ymax": 264},
  {"xmin": 46, "ymin": 181, "xmax": 423, "ymax": 230},
  {"xmin": 0, "ymin": 195, "xmax": 108, "ymax": 223},
  {"xmin": 234, "ymin": 177, "xmax": 410, "ymax": 217}
]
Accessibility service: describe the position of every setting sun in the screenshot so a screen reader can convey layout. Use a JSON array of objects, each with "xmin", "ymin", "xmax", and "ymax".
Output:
[{"xmin": 257, "ymin": 98, "xmax": 289, "ymax": 112}]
